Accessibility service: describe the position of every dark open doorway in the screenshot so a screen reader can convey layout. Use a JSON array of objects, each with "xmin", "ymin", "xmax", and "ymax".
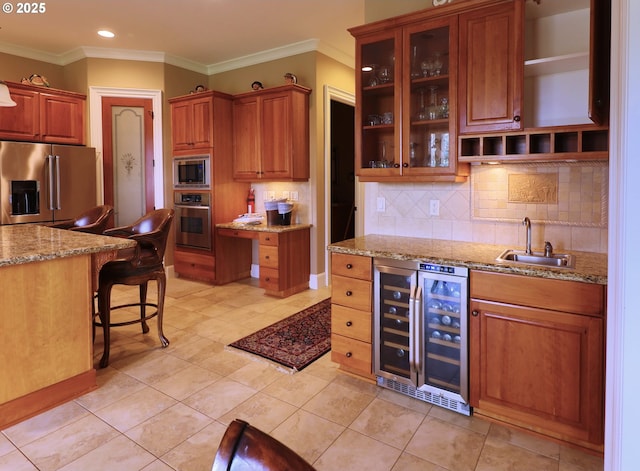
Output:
[{"xmin": 330, "ymin": 100, "xmax": 355, "ymax": 243}]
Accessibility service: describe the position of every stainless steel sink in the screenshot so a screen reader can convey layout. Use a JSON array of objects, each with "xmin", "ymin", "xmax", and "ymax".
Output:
[{"xmin": 496, "ymin": 249, "xmax": 575, "ymax": 268}]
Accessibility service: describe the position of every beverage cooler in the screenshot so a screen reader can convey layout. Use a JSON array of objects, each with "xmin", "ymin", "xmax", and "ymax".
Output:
[{"xmin": 373, "ymin": 258, "xmax": 470, "ymax": 415}]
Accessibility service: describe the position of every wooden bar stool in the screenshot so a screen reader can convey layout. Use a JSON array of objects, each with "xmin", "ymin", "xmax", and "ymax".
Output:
[{"xmin": 95, "ymin": 209, "xmax": 174, "ymax": 368}]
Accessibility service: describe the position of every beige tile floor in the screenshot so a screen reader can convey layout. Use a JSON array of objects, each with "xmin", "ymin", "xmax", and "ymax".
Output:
[{"xmin": 0, "ymin": 276, "xmax": 604, "ymax": 471}]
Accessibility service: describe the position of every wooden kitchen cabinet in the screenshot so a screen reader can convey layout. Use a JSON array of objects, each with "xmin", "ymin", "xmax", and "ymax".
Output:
[
  {"xmin": 0, "ymin": 81, "xmax": 85, "ymax": 145},
  {"xmin": 170, "ymin": 93, "xmax": 214, "ymax": 151},
  {"xmin": 233, "ymin": 84, "xmax": 311, "ymax": 181},
  {"xmin": 350, "ymin": 5, "xmax": 470, "ymax": 182},
  {"xmin": 469, "ymin": 270, "xmax": 605, "ymax": 451},
  {"xmin": 258, "ymin": 229, "xmax": 310, "ymax": 297},
  {"xmin": 458, "ymin": 0, "xmax": 523, "ymax": 133},
  {"xmin": 330, "ymin": 253, "xmax": 375, "ymax": 380},
  {"xmin": 169, "ymin": 91, "xmax": 251, "ymax": 284}
]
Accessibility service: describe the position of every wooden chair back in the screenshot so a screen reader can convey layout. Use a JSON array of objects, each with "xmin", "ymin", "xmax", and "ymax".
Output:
[{"xmin": 212, "ymin": 419, "xmax": 316, "ymax": 471}]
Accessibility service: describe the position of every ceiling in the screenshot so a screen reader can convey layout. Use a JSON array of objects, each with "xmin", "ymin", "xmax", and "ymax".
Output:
[{"xmin": 0, "ymin": 0, "xmax": 365, "ymax": 73}]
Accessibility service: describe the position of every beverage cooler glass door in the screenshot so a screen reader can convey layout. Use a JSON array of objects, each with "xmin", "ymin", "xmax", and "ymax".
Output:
[
  {"xmin": 373, "ymin": 265, "xmax": 417, "ymax": 387},
  {"xmin": 417, "ymin": 267, "xmax": 469, "ymax": 404}
]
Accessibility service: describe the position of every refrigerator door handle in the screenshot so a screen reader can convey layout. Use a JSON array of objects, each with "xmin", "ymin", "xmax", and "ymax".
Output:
[
  {"xmin": 46, "ymin": 154, "xmax": 55, "ymax": 211},
  {"xmin": 414, "ymin": 285, "xmax": 423, "ymax": 375},
  {"xmin": 408, "ymin": 284, "xmax": 417, "ymax": 373},
  {"xmin": 54, "ymin": 155, "xmax": 61, "ymax": 210}
]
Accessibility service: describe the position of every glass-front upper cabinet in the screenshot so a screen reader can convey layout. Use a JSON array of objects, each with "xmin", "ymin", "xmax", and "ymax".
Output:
[
  {"xmin": 352, "ymin": 15, "xmax": 468, "ymax": 182},
  {"xmin": 355, "ymin": 30, "xmax": 402, "ymax": 180},
  {"xmin": 403, "ymin": 17, "xmax": 459, "ymax": 178}
]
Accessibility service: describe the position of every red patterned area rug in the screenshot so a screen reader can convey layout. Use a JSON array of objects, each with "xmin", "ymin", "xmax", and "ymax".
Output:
[{"xmin": 228, "ymin": 298, "xmax": 331, "ymax": 372}]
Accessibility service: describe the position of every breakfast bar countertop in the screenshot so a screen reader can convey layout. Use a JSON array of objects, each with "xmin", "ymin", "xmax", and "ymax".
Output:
[
  {"xmin": 0, "ymin": 224, "xmax": 136, "ymax": 268},
  {"xmin": 328, "ymin": 234, "xmax": 608, "ymax": 285}
]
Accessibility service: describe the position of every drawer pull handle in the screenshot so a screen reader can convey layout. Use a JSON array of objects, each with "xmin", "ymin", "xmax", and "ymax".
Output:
[
  {"xmin": 346, "ymin": 263, "xmax": 353, "ymax": 269},
  {"xmin": 345, "ymin": 352, "xmax": 352, "ymax": 358},
  {"xmin": 472, "ymin": 310, "xmax": 479, "ymax": 317},
  {"xmin": 346, "ymin": 321, "xmax": 352, "ymax": 327},
  {"xmin": 346, "ymin": 290, "xmax": 352, "ymax": 296}
]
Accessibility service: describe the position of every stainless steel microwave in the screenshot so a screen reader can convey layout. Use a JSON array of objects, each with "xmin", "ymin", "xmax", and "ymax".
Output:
[{"xmin": 173, "ymin": 156, "xmax": 210, "ymax": 188}]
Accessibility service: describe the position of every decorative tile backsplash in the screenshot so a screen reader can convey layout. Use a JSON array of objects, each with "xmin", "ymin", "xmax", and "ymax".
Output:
[
  {"xmin": 473, "ymin": 162, "xmax": 607, "ymax": 227},
  {"xmin": 364, "ymin": 162, "xmax": 609, "ymax": 253}
]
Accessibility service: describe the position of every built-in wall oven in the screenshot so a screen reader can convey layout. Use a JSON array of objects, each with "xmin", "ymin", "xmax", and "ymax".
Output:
[
  {"xmin": 373, "ymin": 258, "xmax": 471, "ymax": 415},
  {"xmin": 174, "ymin": 192, "xmax": 211, "ymax": 250}
]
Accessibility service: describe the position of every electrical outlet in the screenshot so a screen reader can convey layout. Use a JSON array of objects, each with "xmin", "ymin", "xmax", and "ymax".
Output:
[
  {"xmin": 290, "ymin": 191, "xmax": 299, "ymax": 201},
  {"xmin": 377, "ymin": 196, "xmax": 386, "ymax": 212},
  {"xmin": 266, "ymin": 191, "xmax": 275, "ymax": 200},
  {"xmin": 282, "ymin": 191, "xmax": 290, "ymax": 200},
  {"xmin": 430, "ymin": 199, "xmax": 440, "ymax": 216}
]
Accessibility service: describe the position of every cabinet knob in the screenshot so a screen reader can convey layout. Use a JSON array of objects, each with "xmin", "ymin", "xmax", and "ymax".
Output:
[
  {"xmin": 402, "ymin": 162, "xmax": 408, "ymax": 168},
  {"xmin": 394, "ymin": 163, "xmax": 401, "ymax": 168},
  {"xmin": 346, "ymin": 321, "xmax": 352, "ymax": 327},
  {"xmin": 346, "ymin": 290, "xmax": 352, "ymax": 296},
  {"xmin": 345, "ymin": 352, "xmax": 352, "ymax": 358},
  {"xmin": 514, "ymin": 115, "xmax": 521, "ymax": 122},
  {"xmin": 265, "ymin": 255, "xmax": 270, "ymax": 260},
  {"xmin": 472, "ymin": 310, "xmax": 479, "ymax": 317},
  {"xmin": 346, "ymin": 263, "xmax": 353, "ymax": 269},
  {"xmin": 265, "ymin": 237, "xmax": 270, "ymax": 241},
  {"xmin": 265, "ymin": 277, "xmax": 270, "ymax": 281}
]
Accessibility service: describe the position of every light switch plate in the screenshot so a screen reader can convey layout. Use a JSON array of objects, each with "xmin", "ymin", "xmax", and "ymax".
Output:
[{"xmin": 377, "ymin": 197, "xmax": 386, "ymax": 212}]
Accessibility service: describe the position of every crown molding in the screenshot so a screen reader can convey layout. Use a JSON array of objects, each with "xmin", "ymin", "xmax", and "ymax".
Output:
[{"xmin": 0, "ymin": 38, "xmax": 354, "ymax": 76}]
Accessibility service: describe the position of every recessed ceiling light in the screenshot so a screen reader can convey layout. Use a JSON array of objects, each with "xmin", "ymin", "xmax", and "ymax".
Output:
[{"xmin": 97, "ymin": 30, "xmax": 115, "ymax": 39}]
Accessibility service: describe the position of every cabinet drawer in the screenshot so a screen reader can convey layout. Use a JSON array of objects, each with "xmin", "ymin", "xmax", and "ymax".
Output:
[
  {"xmin": 331, "ymin": 275, "xmax": 371, "ymax": 312},
  {"xmin": 470, "ymin": 270, "xmax": 605, "ymax": 317},
  {"xmin": 331, "ymin": 304, "xmax": 371, "ymax": 343},
  {"xmin": 174, "ymin": 250, "xmax": 215, "ymax": 283},
  {"xmin": 217, "ymin": 228, "xmax": 257, "ymax": 240},
  {"xmin": 259, "ymin": 232, "xmax": 279, "ymax": 246},
  {"xmin": 259, "ymin": 245, "xmax": 279, "ymax": 269},
  {"xmin": 332, "ymin": 253, "xmax": 372, "ymax": 280},
  {"xmin": 260, "ymin": 267, "xmax": 280, "ymax": 291},
  {"xmin": 331, "ymin": 334, "xmax": 372, "ymax": 376}
]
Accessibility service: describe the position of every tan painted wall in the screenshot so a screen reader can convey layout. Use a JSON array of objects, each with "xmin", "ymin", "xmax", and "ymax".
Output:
[{"xmin": 0, "ymin": 52, "xmax": 65, "ymax": 88}]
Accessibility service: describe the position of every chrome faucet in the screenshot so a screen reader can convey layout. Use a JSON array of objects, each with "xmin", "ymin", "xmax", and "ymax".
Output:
[{"xmin": 522, "ymin": 217, "xmax": 532, "ymax": 254}]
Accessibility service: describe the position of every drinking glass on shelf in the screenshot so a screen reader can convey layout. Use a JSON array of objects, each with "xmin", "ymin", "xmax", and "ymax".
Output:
[
  {"xmin": 410, "ymin": 45, "xmax": 422, "ymax": 78},
  {"xmin": 432, "ymin": 52, "xmax": 444, "ymax": 76},
  {"xmin": 427, "ymin": 86, "xmax": 440, "ymax": 120},
  {"xmin": 379, "ymin": 66, "xmax": 392, "ymax": 84},
  {"xmin": 416, "ymin": 88, "xmax": 428, "ymax": 121}
]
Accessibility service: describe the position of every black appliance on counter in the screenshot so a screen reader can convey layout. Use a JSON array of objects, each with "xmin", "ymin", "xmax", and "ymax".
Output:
[
  {"xmin": 374, "ymin": 258, "xmax": 471, "ymax": 415},
  {"xmin": 0, "ymin": 141, "xmax": 97, "ymax": 225}
]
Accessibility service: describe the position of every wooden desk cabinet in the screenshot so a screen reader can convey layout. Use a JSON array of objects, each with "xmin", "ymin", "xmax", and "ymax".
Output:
[
  {"xmin": 330, "ymin": 253, "xmax": 374, "ymax": 381},
  {"xmin": 258, "ymin": 230, "xmax": 310, "ymax": 297},
  {"xmin": 216, "ymin": 225, "xmax": 310, "ymax": 298}
]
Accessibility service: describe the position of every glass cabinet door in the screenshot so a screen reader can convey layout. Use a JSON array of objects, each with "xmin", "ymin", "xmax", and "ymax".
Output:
[
  {"xmin": 418, "ymin": 270, "xmax": 468, "ymax": 403},
  {"xmin": 373, "ymin": 266, "xmax": 416, "ymax": 385},
  {"xmin": 403, "ymin": 17, "xmax": 457, "ymax": 175},
  {"xmin": 356, "ymin": 30, "xmax": 402, "ymax": 177}
]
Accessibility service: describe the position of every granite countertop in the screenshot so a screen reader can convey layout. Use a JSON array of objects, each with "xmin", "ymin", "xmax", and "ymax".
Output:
[
  {"xmin": 216, "ymin": 222, "xmax": 312, "ymax": 233},
  {"xmin": 0, "ymin": 225, "xmax": 137, "ymax": 268},
  {"xmin": 328, "ymin": 234, "xmax": 608, "ymax": 285}
]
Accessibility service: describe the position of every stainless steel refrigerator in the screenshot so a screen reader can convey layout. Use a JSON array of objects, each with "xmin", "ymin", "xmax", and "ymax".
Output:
[{"xmin": 0, "ymin": 141, "xmax": 97, "ymax": 225}]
